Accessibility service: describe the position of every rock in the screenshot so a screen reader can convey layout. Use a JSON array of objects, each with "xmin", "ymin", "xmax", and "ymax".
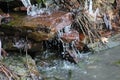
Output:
[
  {"xmin": 22, "ymin": 11, "xmax": 73, "ymax": 41},
  {"xmin": 0, "ymin": 10, "xmax": 73, "ymax": 55},
  {"xmin": 61, "ymin": 30, "xmax": 79, "ymax": 43},
  {"xmin": 1, "ymin": 11, "xmax": 73, "ymax": 41},
  {"xmin": 2, "ymin": 54, "xmax": 42, "ymax": 80}
]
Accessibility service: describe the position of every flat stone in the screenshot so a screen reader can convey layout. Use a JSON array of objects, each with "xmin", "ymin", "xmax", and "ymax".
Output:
[{"xmin": 1, "ymin": 11, "xmax": 73, "ymax": 41}]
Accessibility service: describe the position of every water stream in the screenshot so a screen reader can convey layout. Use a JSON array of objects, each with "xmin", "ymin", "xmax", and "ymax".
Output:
[
  {"xmin": 4, "ymin": 0, "xmax": 120, "ymax": 80},
  {"xmin": 36, "ymin": 45, "xmax": 120, "ymax": 80}
]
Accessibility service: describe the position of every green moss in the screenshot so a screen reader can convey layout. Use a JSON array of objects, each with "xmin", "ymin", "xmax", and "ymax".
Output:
[
  {"xmin": 114, "ymin": 60, "xmax": 120, "ymax": 66},
  {"xmin": 8, "ymin": 14, "xmax": 25, "ymax": 27}
]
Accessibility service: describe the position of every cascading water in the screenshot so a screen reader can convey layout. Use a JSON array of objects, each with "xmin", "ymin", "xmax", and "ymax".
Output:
[
  {"xmin": 41, "ymin": 22, "xmax": 90, "ymax": 63},
  {"xmin": 56, "ymin": 24, "xmax": 89, "ymax": 63}
]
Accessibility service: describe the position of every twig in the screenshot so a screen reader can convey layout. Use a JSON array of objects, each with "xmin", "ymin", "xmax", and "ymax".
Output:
[{"xmin": 0, "ymin": 63, "xmax": 19, "ymax": 80}]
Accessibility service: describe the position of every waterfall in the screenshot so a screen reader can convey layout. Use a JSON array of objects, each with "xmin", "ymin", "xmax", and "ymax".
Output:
[{"xmin": 56, "ymin": 24, "xmax": 83, "ymax": 63}]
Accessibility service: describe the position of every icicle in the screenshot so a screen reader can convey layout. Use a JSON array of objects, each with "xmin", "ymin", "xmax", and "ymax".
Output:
[
  {"xmin": 27, "ymin": 5, "xmax": 37, "ymax": 16},
  {"xmin": 21, "ymin": 0, "xmax": 31, "ymax": 7},
  {"xmin": 109, "ymin": 20, "xmax": 112, "ymax": 30},
  {"xmin": 21, "ymin": 0, "xmax": 38, "ymax": 16},
  {"xmin": 64, "ymin": 25, "xmax": 71, "ymax": 33},
  {"xmin": 21, "ymin": 0, "xmax": 52, "ymax": 16},
  {"xmin": 0, "ymin": 39, "xmax": 1, "ymax": 57},
  {"xmin": 94, "ymin": 8, "xmax": 99, "ymax": 21},
  {"xmin": 0, "ymin": 39, "xmax": 3, "ymax": 59},
  {"xmin": 13, "ymin": 39, "xmax": 25, "ymax": 49},
  {"xmin": 103, "ymin": 13, "xmax": 112, "ymax": 30},
  {"xmin": 71, "ymin": 41, "xmax": 78, "ymax": 58},
  {"xmin": 88, "ymin": 0, "xmax": 93, "ymax": 14},
  {"xmin": 85, "ymin": 0, "xmax": 100, "ymax": 22},
  {"xmin": 84, "ymin": 0, "xmax": 88, "ymax": 10},
  {"xmin": 59, "ymin": 38, "xmax": 66, "ymax": 57},
  {"xmin": 26, "ymin": 0, "xmax": 31, "ymax": 6}
]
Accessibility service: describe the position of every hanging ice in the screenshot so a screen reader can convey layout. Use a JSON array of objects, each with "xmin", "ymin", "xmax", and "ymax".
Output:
[
  {"xmin": 85, "ymin": 0, "xmax": 100, "ymax": 21},
  {"xmin": 94, "ymin": 8, "xmax": 99, "ymax": 21},
  {"xmin": 27, "ymin": 5, "xmax": 38, "ymax": 16},
  {"xmin": 21, "ymin": 0, "xmax": 31, "ymax": 7},
  {"xmin": 103, "ymin": 13, "xmax": 112, "ymax": 30},
  {"xmin": 88, "ymin": 0, "xmax": 93, "ymax": 14},
  {"xmin": 84, "ymin": 0, "xmax": 88, "ymax": 10},
  {"xmin": 21, "ymin": 0, "xmax": 52, "ymax": 16},
  {"xmin": 0, "ymin": 40, "xmax": 1, "ymax": 57},
  {"xmin": 64, "ymin": 25, "xmax": 71, "ymax": 33},
  {"xmin": 21, "ymin": 0, "xmax": 37, "ymax": 16},
  {"xmin": 0, "ymin": 39, "xmax": 3, "ymax": 59}
]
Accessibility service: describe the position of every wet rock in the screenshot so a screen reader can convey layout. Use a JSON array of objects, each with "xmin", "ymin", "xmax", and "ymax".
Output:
[
  {"xmin": 23, "ymin": 11, "xmax": 73, "ymax": 41},
  {"xmin": 61, "ymin": 30, "xmax": 79, "ymax": 43},
  {"xmin": 0, "ymin": 10, "xmax": 73, "ymax": 54},
  {"xmin": 0, "ymin": 11, "xmax": 73, "ymax": 42},
  {"xmin": 1, "ymin": 17, "xmax": 13, "ymax": 24}
]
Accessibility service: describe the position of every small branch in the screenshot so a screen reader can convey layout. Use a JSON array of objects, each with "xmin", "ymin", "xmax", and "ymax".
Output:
[{"xmin": 0, "ymin": 63, "xmax": 19, "ymax": 80}]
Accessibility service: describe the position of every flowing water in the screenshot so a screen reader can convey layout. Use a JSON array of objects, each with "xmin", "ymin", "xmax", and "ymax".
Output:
[
  {"xmin": 36, "ymin": 45, "xmax": 120, "ymax": 80},
  {"xmin": 14, "ymin": 1, "xmax": 120, "ymax": 80}
]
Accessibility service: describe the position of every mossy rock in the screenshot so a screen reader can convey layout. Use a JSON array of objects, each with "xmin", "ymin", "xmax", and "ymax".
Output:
[{"xmin": 1, "ymin": 54, "xmax": 42, "ymax": 80}]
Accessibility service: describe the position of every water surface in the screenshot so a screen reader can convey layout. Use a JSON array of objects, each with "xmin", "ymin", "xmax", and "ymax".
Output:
[{"xmin": 36, "ymin": 46, "xmax": 120, "ymax": 80}]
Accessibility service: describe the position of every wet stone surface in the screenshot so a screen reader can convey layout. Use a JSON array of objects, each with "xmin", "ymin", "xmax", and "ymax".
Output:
[{"xmin": 0, "ymin": 11, "xmax": 73, "ymax": 41}]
